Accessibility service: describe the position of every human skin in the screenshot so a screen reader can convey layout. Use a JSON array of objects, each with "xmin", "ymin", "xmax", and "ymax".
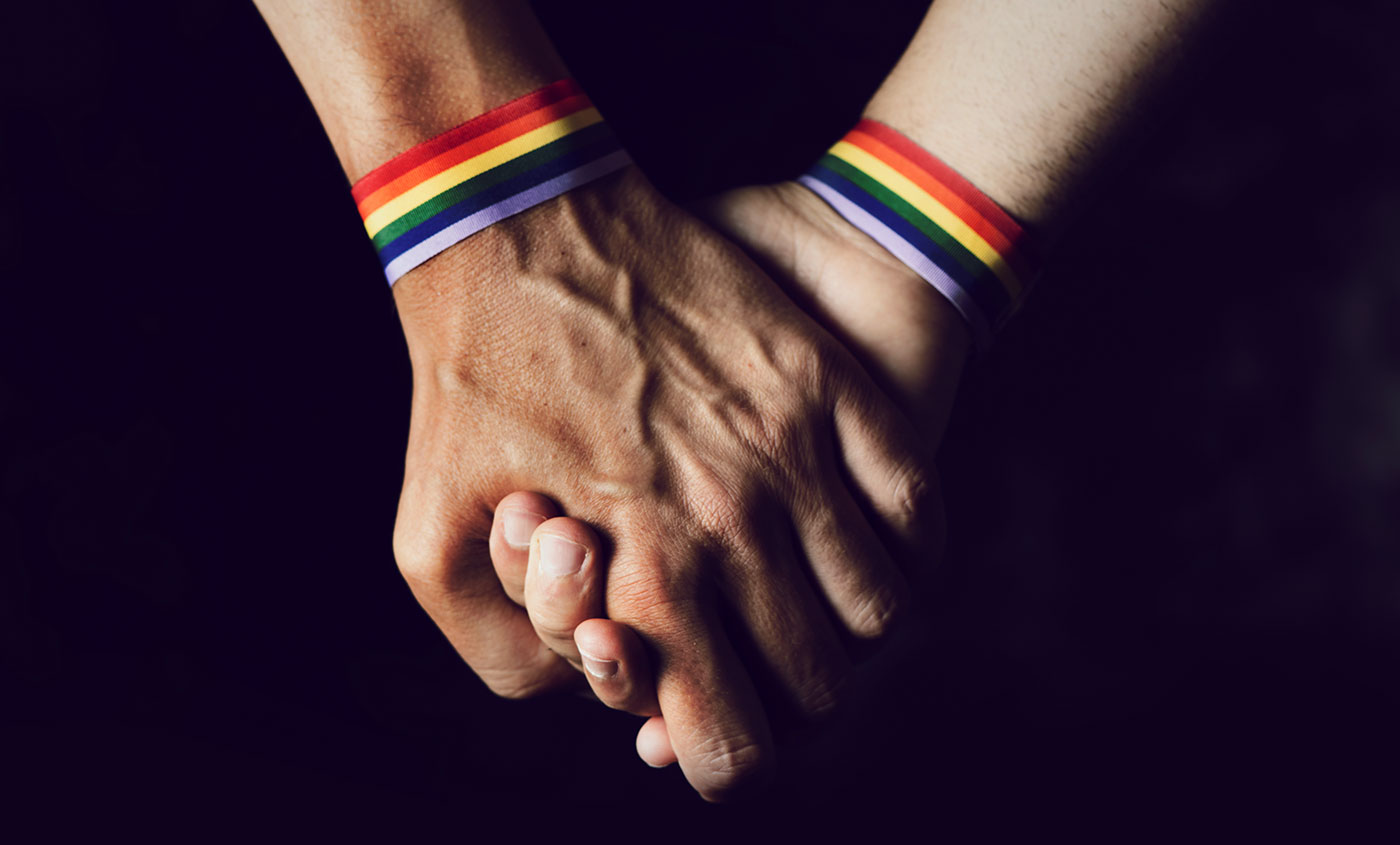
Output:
[
  {"xmin": 252, "ymin": 0, "xmax": 939, "ymax": 801},
  {"xmin": 488, "ymin": 181, "xmax": 967, "ymax": 765},
  {"xmin": 492, "ymin": 0, "xmax": 1219, "ymax": 767}
]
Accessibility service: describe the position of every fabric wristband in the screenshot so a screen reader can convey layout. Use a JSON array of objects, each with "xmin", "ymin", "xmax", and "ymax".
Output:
[
  {"xmin": 798, "ymin": 119, "xmax": 1038, "ymax": 350},
  {"xmin": 351, "ymin": 79, "xmax": 632, "ymax": 285}
]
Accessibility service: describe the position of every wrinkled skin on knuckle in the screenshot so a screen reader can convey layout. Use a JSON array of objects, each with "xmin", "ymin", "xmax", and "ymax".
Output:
[
  {"xmin": 390, "ymin": 490, "xmax": 496, "ymax": 598},
  {"xmin": 781, "ymin": 659, "xmax": 851, "ymax": 721},
  {"xmin": 391, "ymin": 524, "xmax": 457, "ymax": 592},
  {"xmin": 705, "ymin": 380, "xmax": 809, "ymax": 463},
  {"xmin": 846, "ymin": 582, "xmax": 904, "ymax": 640},
  {"xmin": 688, "ymin": 733, "xmax": 774, "ymax": 803},
  {"xmin": 477, "ymin": 666, "xmax": 554, "ymax": 701},
  {"xmin": 527, "ymin": 615, "xmax": 577, "ymax": 645},
  {"xmin": 605, "ymin": 567, "xmax": 700, "ymax": 638},
  {"xmin": 766, "ymin": 325, "xmax": 837, "ymax": 397},
  {"xmin": 528, "ymin": 561, "xmax": 598, "ymax": 622},
  {"xmin": 889, "ymin": 462, "xmax": 937, "ymax": 534},
  {"xmin": 690, "ymin": 490, "xmax": 757, "ymax": 553},
  {"xmin": 666, "ymin": 402, "xmax": 810, "ymax": 555},
  {"xmin": 529, "ymin": 578, "xmax": 601, "ymax": 645},
  {"xmin": 747, "ymin": 404, "xmax": 826, "ymax": 491},
  {"xmin": 392, "ymin": 514, "xmax": 511, "ymax": 619},
  {"xmin": 655, "ymin": 431, "xmax": 755, "ymax": 544},
  {"xmin": 391, "ymin": 453, "xmax": 492, "ymax": 582}
]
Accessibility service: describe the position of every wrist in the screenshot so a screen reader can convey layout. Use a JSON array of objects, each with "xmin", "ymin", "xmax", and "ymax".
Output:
[
  {"xmin": 353, "ymin": 78, "xmax": 632, "ymax": 293},
  {"xmin": 391, "ymin": 164, "xmax": 657, "ymax": 360},
  {"xmin": 770, "ymin": 180, "xmax": 973, "ymax": 357},
  {"xmin": 796, "ymin": 119, "xmax": 1037, "ymax": 353},
  {"xmin": 770, "ymin": 180, "xmax": 970, "ymax": 425}
]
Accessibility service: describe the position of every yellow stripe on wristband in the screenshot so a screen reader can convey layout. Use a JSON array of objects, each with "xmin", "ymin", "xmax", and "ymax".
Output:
[
  {"xmin": 829, "ymin": 140, "xmax": 1022, "ymax": 299},
  {"xmin": 362, "ymin": 107, "xmax": 604, "ymax": 238}
]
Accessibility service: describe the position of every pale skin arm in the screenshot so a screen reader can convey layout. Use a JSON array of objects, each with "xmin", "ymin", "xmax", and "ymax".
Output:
[
  {"xmin": 499, "ymin": 0, "xmax": 1222, "ymax": 766},
  {"xmin": 253, "ymin": 0, "xmax": 938, "ymax": 801},
  {"xmin": 705, "ymin": 0, "xmax": 1216, "ymax": 436},
  {"xmin": 867, "ymin": 0, "xmax": 1216, "ymax": 234}
]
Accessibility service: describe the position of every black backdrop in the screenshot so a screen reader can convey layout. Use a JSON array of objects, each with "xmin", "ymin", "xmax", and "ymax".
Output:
[{"xmin": 5, "ymin": 0, "xmax": 1400, "ymax": 831}]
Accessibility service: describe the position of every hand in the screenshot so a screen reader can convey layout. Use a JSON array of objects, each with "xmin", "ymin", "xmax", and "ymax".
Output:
[
  {"xmin": 699, "ymin": 180, "xmax": 971, "ymax": 439},
  {"xmin": 390, "ymin": 166, "xmax": 936, "ymax": 801},
  {"xmin": 484, "ymin": 178, "xmax": 972, "ymax": 769}
]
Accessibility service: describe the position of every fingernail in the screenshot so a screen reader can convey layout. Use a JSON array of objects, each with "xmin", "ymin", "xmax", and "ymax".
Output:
[
  {"xmin": 538, "ymin": 535, "xmax": 587, "ymax": 577},
  {"xmin": 501, "ymin": 509, "xmax": 544, "ymax": 550},
  {"xmin": 579, "ymin": 651, "xmax": 618, "ymax": 680}
]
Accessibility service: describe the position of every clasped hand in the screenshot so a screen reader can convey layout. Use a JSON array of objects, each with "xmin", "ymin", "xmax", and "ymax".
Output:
[{"xmin": 391, "ymin": 166, "xmax": 967, "ymax": 801}]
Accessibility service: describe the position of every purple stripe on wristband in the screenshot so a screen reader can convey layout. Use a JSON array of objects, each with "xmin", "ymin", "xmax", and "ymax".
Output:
[
  {"xmin": 383, "ymin": 149, "xmax": 633, "ymax": 285},
  {"xmin": 797, "ymin": 174, "xmax": 994, "ymax": 347}
]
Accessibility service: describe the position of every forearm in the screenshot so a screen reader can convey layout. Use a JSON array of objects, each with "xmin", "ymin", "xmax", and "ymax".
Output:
[
  {"xmin": 252, "ymin": 0, "xmax": 567, "ymax": 181},
  {"xmin": 866, "ymin": 0, "xmax": 1216, "ymax": 233}
]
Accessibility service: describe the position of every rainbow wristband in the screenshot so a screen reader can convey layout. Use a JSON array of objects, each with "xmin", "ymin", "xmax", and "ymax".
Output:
[
  {"xmin": 798, "ymin": 119, "xmax": 1037, "ymax": 350},
  {"xmin": 351, "ymin": 79, "xmax": 632, "ymax": 285}
]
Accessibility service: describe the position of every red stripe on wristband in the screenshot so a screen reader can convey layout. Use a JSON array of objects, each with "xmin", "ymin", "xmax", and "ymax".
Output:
[{"xmin": 351, "ymin": 78, "xmax": 584, "ymax": 204}]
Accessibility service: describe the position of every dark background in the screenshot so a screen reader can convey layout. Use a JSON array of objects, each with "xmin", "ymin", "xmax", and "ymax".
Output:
[{"xmin": 4, "ymin": 0, "xmax": 1399, "ymax": 831}]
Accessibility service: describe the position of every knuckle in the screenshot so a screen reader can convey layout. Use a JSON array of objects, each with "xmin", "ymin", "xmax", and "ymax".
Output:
[
  {"xmin": 755, "ymin": 408, "xmax": 815, "ymax": 469},
  {"xmin": 478, "ymin": 667, "xmax": 553, "ymax": 701},
  {"xmin": 609, "ymin": 572, "xmax": 696, "ymax": 631},
  {"xmin": 526, "ymin": 575, "xmax": 593, "ymax": 628},
  {"xmin": 592, "ymin": 684, "xmax": 629, "ymax": 711},
  {"xmin": 392, "ymin": 483, "xmax": 484, "ymax": 591},
  {"xmin": 670, "ymin": 456, "xmax": 752, "ymax": 545},
  {"xmin": 676, "ymin": 474, "xmax": 770, "ymax": 553},
  {"xmin": 771, "ymin": 330, "xmax": 834, "ymax": 390},
  {"xmin": 715, "ymin": 384, "xmax": 814, "ymax": 464},
  {"xmin": 846, "ymin": 585, "xmax": 904, "ymax": 640},
  {"xmin": 691, "ymin": 736, "xmax": 774, "ymax": 802},
  {"xmin": 393, "ymin": 524, "xmax": 500, "ymax": 604},
  {"xmin": 529, "ymin": 614, "xmax": 579, "ymax": 645},
  {"xmin": 598, "ymin": 684, "xmax": 647, "ymax": 716},
  {"xmin": 794, "ymin": 670, "xmax": 850, "ymax": 720},
  {"xmin": 889, "ymin": 463, "xmax": 936, "ymax": 530},
  {"xmin": 693, "ymin": 493, "xmax": 751, "ymax": 547},
  {"xmin": 392, "ymin": 528, "xmax": 457, "ymax": 588}
]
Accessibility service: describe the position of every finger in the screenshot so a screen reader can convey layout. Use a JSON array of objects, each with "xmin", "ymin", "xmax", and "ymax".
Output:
[
  {"xmin": 721, "ymin": 513, "xmax": 854, "ymax": 718},
  {"xmin": 574, "ymin": 618, "xmax": 660, "ymax": 716},
  {"xmin": 656, "ymin": 614, "xmax": 775, "ymax": 802},
  {"xmin": 831, "ymin": 373, "xmax": 944, "ymax": 568},
  {"xmin": 791, "ymin": 474, "xmax": 912, "ymax": 641},
  {"xmin": 612, "ymin": 543, "xmax": 775, "ymax": 802},
  {"xmin": 900, "ymin": 469, "xmax": 946, "ymax": 593},
  {"xmin": 488, "ymin": 491, "xmax": 560, "ymax": 605},
  {"xmin": 524, "ymin": 517, "xmax": 606, "ymax": 664},
  {"xmin": 394, "ymin": 496, "xmax": 577, "ymax": 699},
  {"xmin": 636, "ymin": 716, "xmax": 678, "ymax": 767}
]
